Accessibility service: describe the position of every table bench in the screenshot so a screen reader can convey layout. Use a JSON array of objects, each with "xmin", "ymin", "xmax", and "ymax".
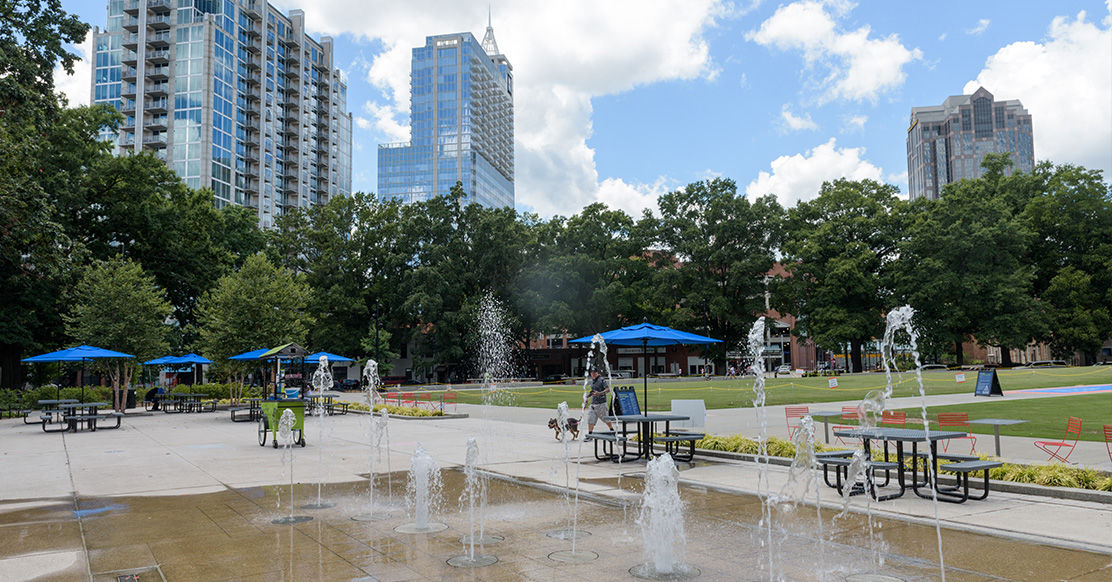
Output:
[
  {"xmin": 588, "ymin": 432, "xmax": 638, "ymax": 462},
  {"xmin": 937, "ymin": 460, "xmax": 1003, "ymax": 503},
  {"xmin": 819, "ymin": 457, "xmax": 900, "ymax": 500},
  {"xmin": 229, "ymin": 406, "xmax": 254, "ymax": 422},
  {"xmin": 656, "ymin": 431, "xmax": 705, "ymax": 462}
]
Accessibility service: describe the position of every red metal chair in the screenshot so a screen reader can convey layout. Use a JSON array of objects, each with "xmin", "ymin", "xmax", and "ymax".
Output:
[
  {"xmin": 416, "ymin": 393, "xmax": 432, "ymax": 410},
  {"xmin": 441, "ymin": 390, "xmax": 458, "ymax": 413},
  {"xmin": 938, "ymin": 412, "xmax": 977, "ymax": 453},
  {"xmin": 832, "ymin": 406, "xmax": 861, "ymax": 445},
  {"xmin": 1034, "ymin": 417, "xmax": 1083, "ymax": 463},
  {"xmin": 784, "ymin": 406, "xmax": 809, "ymax": 439},
  {"xmin": 401, "ymin": 392, "xmax": 416, "ymax": 408},
  {"xmin": 881, "ymin": 410, "xmax": 906, "ymax": 426},
  {"xmin": 1104, "ymin": 425, "xmax": 1112, "ymax": 463}
]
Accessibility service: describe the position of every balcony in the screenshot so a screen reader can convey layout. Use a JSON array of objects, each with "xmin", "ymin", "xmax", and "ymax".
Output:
[
  {"xmin": 147, "ymin": 0, "xmax": 171, "ymax": 13},
  {"xmin": 123, "ymin": 16, "xmax": 140, "ymax": 32},
  {"xmin": 122, "ymin": 33, "xmax": 139, "ymax": 50},
  {"xmin": 146, "ymin": 31, "xmax": 171, "ymax": 47},
  {"xmin": 244, "ymin": 1, "xmax": 262, "ymax": 19},
  {"xmin": 285, "ymin": 51, "xmax": 300, "ymax": 65},
  {"xmin": 121, "ymin": 66, "xmax": 138, "ymax": 81},
  {"xmin": 147, "ymin": 82, "xmax": 169, "ymax": 96},
  {"xmin": 147, "ymin": 65, "xmax": 170, "ymax": 80},
  {"xmin": 146, "ymin": 99, "xmax": 168, "ymax": 113},
  {"xmin": 146, "ymin": 48, "xmax": 170, "ymax": 64},
  {"xmin": 142, "ymin": 134, "xmax": 167, "ymax": 148},
  {"xmin": 147, "ymin": 15, "xmax": 171, "ymax": 30},
  {"xmin": 123, "ymin": 0, "xmax": 140, "ymax": 15},
  {"xmin": 121, "ymin": 83, "xmax": 137, "ymax": 97},
  {"xmin": 121, "ymin": 50, "xmax": 138, "ymax": 65},
  {"xmin": 144, "ymin": 116, "xmax": 168, "ymax": 130}
]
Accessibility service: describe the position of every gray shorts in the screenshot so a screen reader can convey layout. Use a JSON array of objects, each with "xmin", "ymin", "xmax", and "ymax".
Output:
[{"xmin": 587, "ymin": 402, "xmax": 609, "ymax": 425}]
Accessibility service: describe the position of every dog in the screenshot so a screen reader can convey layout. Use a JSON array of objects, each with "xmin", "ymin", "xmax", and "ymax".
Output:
[{"xmin": 548, "ymin": 417, "xmax": 580, "ymax": 440}]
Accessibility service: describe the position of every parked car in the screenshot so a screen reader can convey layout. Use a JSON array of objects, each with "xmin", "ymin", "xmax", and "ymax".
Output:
[
  {"xmin": 775, "ymin": 364, "xmax": 792, "ymax": 375},
  {"xmin": 339, "ymin": 379, "xmax": 360, "ymax": 391},
  {"xmin": 541, "ymin": 374, "xmax": 568, "ymax": 384},
  {"xmin": 611, "ymin": 370, "xmax": 632, "ymax": 379},
  {"xmin": 381, "ymin": 375, "xmax": 406, "ymax": 386},
  {"xmin": 920, "ymin": 364, "xmax": 948, "ymax": 370}
]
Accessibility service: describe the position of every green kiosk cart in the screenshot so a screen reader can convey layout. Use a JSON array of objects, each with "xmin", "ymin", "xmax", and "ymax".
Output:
[{"xmin": 257, "ymin": 343, "xmax": 308, "ymax": 448}]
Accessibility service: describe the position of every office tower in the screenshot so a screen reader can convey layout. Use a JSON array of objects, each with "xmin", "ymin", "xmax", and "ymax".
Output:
[
  {"xmin": 378, "ymin": 22, "xmax": 514, "ymax": 208},
  {"xmin": 91, "ymin": 0, "xmax": 352, "ymax": 228},
  {"xmin": 906, "ymin": 87, "xmax": 1033, "ymax": 200}
]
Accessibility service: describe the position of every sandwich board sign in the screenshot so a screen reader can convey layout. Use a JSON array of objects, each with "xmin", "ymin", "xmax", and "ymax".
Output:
[
  {"xmin": 974, "ymin": 369, "xmax": 1003, "ymax": 397},
  {"xmin": 612, "ymin": 387, "xmax": 642, "ymax": 416}
]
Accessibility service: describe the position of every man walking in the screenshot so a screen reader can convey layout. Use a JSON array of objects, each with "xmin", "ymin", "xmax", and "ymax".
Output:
[{"xmin": 585, "ymin": 369, "xmax": 615, "ymax": 438}]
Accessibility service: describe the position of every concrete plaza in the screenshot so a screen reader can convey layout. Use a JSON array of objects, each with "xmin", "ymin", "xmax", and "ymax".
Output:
[{"xmin": 0, "ymin": 397, "xmax": 1109, "ymax": 581}]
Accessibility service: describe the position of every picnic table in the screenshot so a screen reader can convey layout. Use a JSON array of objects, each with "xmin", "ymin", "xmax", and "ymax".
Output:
[
  {"xmin": 968, "ymin": 418, "xmax": 1028, "ymax": 456},
  {"xmin": 56, "ymin": 402, "xmax": 110, "ymax": 432},
  {"xmin": 33, "ymin": 399, "xmax": 77, "ymax": 425},
  {"xmin": 603, "ymin": 413, "xmax": 693, "ymax": 461},
  {"xmin": 831, "ymin": 427, "xmax": 1002, "ymax": 503},
  {"xmin": 305, "ymin": 391, "xmax": 348, "ymax": 415}
]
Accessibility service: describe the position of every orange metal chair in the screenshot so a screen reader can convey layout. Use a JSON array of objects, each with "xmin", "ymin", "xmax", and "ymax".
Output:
[
  {"xmin": 784, "ymin": 406, "xmax": 809, "ymax": 439},
  {"xmin": 401, "ymin": 392, "xmax": 416, "ymax": 408},
  {"xmin": 832, "ymin": 406, "xmax": 861, "ymax": 445},
  {"xmin": 441, "ymin": 390, "xmax": 458, "ymax": 413},
  {"xmin": 1104, "ymin": 425, "xmax": 1112, "ymax": 463},
  {"xmin": 938, "ymin": 412, "xmax": 977, "ymax": 453},
  {"xmin": 416, "ymin": 393, "xmax": 432, "ymax": 410},
  {"xmin": 1034, "ymin": 417, "xmax": 1083, "ymax": 463},
  {"xmin": 881, "ymin": 410, "xmax": 906, "ymax": 426}
]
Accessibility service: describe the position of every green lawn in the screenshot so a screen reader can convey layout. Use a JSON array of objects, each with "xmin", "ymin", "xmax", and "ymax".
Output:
[
  {"xmin": 444, "ymin": 366, "xmax": 1112, "ymax": 413},
  {"xmin": 890, "ymin": 393, "xmax": 1112, "ymax": 442}
]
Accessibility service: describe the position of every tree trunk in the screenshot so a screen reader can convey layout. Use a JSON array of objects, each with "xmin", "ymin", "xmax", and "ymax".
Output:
[
  {"xmin": 954, "ymin": 341, "xmax": 965, "ymax": 366},
  {"xmin": 1, "ymin": 344, "xmax": 23, "ymax": 388},
  {"xmin": 850, "ymin": 340, "xmax": 863, "ymax": 373},
  {"xmin": 1000, "ymin": 346, "xmax": 1014, "ymax": 367}
]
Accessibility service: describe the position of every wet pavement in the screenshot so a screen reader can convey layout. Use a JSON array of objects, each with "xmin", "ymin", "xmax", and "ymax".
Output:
[{"xmin": 1, "ymin": 408, "xmax": 1110, "ymax": 581}]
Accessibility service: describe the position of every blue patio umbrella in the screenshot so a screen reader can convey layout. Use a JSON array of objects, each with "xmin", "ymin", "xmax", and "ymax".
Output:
[
  {"xmin": 570, "ymin": 322, "xmax": 721, "ymax": 411},
  {"xmin": 305, "ymin": 352, "xmax": 354, "ymax": 364},
  {"xmin": 22, "ymin": 345, "xmax": 136, "ymax": 400},
  {"xmin": 228, "ymin": 348, "xmax": 269, "ymax": 361}
]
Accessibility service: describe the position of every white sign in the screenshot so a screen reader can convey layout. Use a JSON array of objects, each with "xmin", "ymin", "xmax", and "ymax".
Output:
[
  {"xmin": 955, "ymin": 372, "xmax": 966, "ymax": 383},
  {"xmin": 828, "ymin": 377, "xmax": 838, "ymax": 388}
]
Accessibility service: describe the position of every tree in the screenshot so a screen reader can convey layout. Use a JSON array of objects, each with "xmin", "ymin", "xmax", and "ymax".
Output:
[
  {"xmin": 653, "ymin": 178, "xmax": 784, "ymax": 365},
  {"xmin": 0, "ymin": 0, "xmax": 89, "ymax": 121},
  {"xmin": 63, "ymin": 257, "xmax": 171, "ymax": 410},
  {"xmin": 779, "ymin": 179, "xmax": 901, "ymax": 372},
  {"xmin": 197, "ymin": 253, "xmax": 310, "ymax": 361},
  {"xmin": 894, "ymin": 178, "xmax": 1039, "ymax": 365},
  {"xmin": 1043, "ymin": 267, "xmax": 1112, "ymax": 360}
]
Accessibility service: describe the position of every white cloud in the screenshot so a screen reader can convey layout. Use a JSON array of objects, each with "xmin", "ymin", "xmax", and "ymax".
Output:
[
  {"xmin": 843, "ymin": 114, "xmax": 867, "ymax": 132},
  {"xmin": 938, "ymin": 32, "xmax": 947, "ymax": 41},
  {"xmin": 596, "ymin": 176, "xmax": 673, "ymax": 218},
  {"xmin": 360, "ymin": 101, "xmax": 408, "ymax": 141},
  {"xmin": 287, "ymin": 0, "xmax": 725, "ymax": 216},
  {"xmin": 966, "ymin": 19, "xmax": 991, "ymax": 36},
  {"xmin": 963, "ymin": 8, "xmax": 1112, "ymax": 176},
  {"xmin": 746, "ymin": 0, "xmax": 922, "ymax": 102},
  {"xmin": 745, "ymin": 138, "xmax": 883, "ymax": 207},
  {"xmin": 53, "ymin": 31, "xmax": 93, "ymax": 107},
  {"xmin": 780, "ymin": 104, "xmax": 818, "ymax": 131}
]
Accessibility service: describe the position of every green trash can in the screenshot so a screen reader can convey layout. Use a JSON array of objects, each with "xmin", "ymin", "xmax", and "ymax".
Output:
[{"xmin": 258, "ymin": 399, "xmax": 306, "ymax": 448}]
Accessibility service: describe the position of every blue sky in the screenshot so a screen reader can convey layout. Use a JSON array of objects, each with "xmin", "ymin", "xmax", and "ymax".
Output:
[{"xmin": 59, "ymin": 1, "xmax": 1112, "ymax": 217}]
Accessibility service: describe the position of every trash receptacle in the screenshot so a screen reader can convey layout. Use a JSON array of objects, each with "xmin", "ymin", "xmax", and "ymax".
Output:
[{"xmin": 126, "ymin": 389, "xmax": 137, "ymax": 410}]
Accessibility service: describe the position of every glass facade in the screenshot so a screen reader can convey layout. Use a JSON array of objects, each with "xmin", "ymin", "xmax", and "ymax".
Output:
[
  {"xmin": 92, "ymin": 0, "xmax": 352, "ymax": 227},
  {"xmin": 906, "ymin": 87, "xmax": 1034, "ymax": 200},
  {"xmin": 378, "ymin": 30, "xmax": 514, "ymax": 208}
]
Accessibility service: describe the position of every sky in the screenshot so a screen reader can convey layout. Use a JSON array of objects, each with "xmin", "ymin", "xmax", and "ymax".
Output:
[{"xmin": 57, "ymin": 0, "xmax": 1112, "ymax": 218}]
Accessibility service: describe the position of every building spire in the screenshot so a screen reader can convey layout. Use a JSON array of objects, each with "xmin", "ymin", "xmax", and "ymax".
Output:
[{"xmin": 481, "ymin": 5, "xmax": 500, "ymax": 56}]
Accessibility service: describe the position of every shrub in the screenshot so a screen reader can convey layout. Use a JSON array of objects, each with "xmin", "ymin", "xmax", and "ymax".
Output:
[
  {"xmin": 171, "ymin": 383, "xmax": 231, "ymax": 399},
  {"xmin": 371, "ymin": 404, "xmax": 444, "ymax": 417}
]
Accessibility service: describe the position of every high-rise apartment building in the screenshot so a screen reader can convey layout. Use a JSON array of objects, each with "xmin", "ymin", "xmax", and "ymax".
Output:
[
  {"xmin": 92, "ymin": 0, "xmax": 352, "ymax": 228},
  {"xmin": 377, "ymin": 23, "xmax": 513, "ymax": 208},
  {"xmin": 906, "ymin": 87, "xmax": 1033, "ymax": 200}
]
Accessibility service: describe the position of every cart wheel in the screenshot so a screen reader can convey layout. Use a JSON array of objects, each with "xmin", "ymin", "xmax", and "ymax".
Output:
[
  {"xmin": 258, "ymin": 417, "xmax": 268, "ymax": 447},
  {"xmin": 298, "ymin": 431, "xmax": 306, "ymax": 447}
]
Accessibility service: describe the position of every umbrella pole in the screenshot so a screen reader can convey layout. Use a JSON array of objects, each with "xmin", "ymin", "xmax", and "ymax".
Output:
[{"xmin": 643, "ymin": 339, "xmax": 648, "ymax": 412}]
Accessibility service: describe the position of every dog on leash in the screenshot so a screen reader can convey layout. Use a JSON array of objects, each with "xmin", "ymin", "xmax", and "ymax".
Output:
[{"xmin": 548, "ymin": 417, "xmax": 580, "ymax": 440}]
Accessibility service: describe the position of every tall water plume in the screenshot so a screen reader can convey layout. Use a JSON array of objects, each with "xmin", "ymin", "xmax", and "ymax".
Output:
[
  {"xmin": 630, "ymin": 453, "xmax": 697, "ymax": 580},
  {"xmin": 746, "ymin": 317, "xmax": 776, "ymax": 578},
  {"xmin": 272, "ymin": 409, "xmax": 311, "ymax": 524},
  {"xmin": 396, "ymin": 443, "xmax": 446, "ymax": 533},
  {"xmin": 304, "ymin": 355, "xmax": 334, "ymax": 509},
  {"xmin": 448, "ymin": 437, "xmax": 497, "ymax": 567}
]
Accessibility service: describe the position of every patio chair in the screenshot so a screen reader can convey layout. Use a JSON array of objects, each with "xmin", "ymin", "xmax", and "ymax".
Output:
[
  {"xmin": 1104, "ymin": 425, "xmax": 1112, "ymax": 463},
  {"xmin": 832, "ymin": 406, "xmax": 861, "ymax": 445},
  {"xmin": 1034, "ymin": 417, "xmax": 1082, "ymax": 463},
  {"xmin": 784, "ymin": 406, "xmax": 809, "ymax": 439},
  {"xmin": 415, "ymin": 392, "xmax": 432, "ymax": 410},
  {"xmin": 400, "ymin": 392, "xmax": 416, "ymax": 408},
  {"xmin": 881, "ymin": 410, "xmax": 906, "ymax": 426},
  {"xmin": 938, "ymin": 412, "xmax": 977, "ymax": 454}
]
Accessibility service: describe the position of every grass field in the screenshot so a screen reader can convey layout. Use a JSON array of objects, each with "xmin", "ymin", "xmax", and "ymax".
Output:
[
  {"xmin": 444, "ymin": 366, "xmax": 1112, "ymax": 413},
  {"xmin": 888, "ymin": 393, "xmax": 1112, "ymax": 443}
]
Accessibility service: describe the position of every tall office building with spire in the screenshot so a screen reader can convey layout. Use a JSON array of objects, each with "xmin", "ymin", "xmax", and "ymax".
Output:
[
  {"xmin": 906, "ymin": 87, "xmax": 1033, "ymax": 200},
  {"xmin": 377, "ymin": 20, "xmax": 514, "ymax": 208},
  {"xmin": 91, "ymin": 0, "xmax": 352, "ymax": 228}
]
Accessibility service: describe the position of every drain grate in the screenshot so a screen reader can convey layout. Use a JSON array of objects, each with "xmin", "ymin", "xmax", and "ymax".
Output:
[{"xmin": 117, "ymin": 576, "xmax": 141, "ymax": 582}]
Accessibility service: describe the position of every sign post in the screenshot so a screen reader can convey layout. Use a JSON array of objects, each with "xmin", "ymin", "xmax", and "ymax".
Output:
[{"xmin": 973, "ymin": 369, "xmax": 1003, "ymax": 397}]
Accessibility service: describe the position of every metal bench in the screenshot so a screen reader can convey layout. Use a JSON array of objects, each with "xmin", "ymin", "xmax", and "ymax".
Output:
[
  {"xmin": 326, "ymin": 401, "xmax": 350, "ymax": 415},
  {"xmin": 656, "ymin": 431, "xmax": 705, "ymax": 462},
  {"xmin": 66, "ymin": 414, "xmax": 101, "ymax": 432},
  {"xmin": 229, "ymin": 406, "xmax": 254, "ymax": 422},
  {"xmin": 41, "ymin": 411, "xmax": 67, "ymax": 433},
  {"xmin": 587, "ymin": 432, "xmax": 638, "ymax": 462},
  {"xmin": 95, "ymin": 412, "xmax": 124, "ymax": 430},
  {"xmin": 937, "ymin": 460, "xmax": 1003, "ymax": 503},
  {"xmin": 819, "ymin": 457, "xmax": 899, "ymax": 500}
]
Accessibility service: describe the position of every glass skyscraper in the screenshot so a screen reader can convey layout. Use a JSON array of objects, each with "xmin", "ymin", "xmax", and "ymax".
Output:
[
  {"xmin": 377, "ymin": 24, "xmax": 514, "ymax": 208},
  {"xmin": 906, "ymin": 87, "xmax": 1033, "ymax": 200},
  {"xmin": 92, "ymin": 0, "xmax": 352, "ymax": 229}
]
